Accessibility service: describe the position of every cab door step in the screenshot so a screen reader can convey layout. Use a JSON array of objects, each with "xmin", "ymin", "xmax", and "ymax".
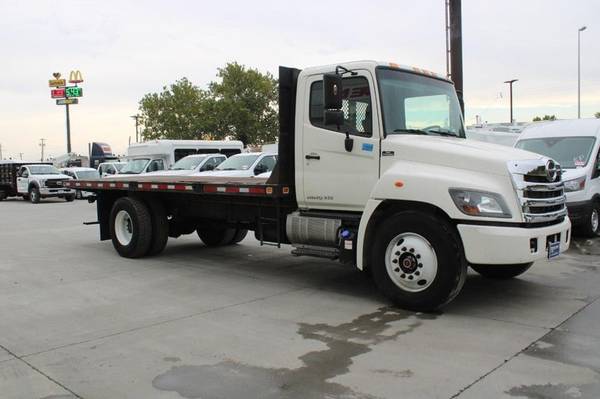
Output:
[{"xmin": 291, "ymin": 245, "xmax": 339, "ymax": 260}]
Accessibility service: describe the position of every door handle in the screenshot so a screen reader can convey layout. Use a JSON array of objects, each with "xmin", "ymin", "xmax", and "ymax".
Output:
[{"xmin": 305, "ymin": 154, "xmax": 320, "ymax": 160}]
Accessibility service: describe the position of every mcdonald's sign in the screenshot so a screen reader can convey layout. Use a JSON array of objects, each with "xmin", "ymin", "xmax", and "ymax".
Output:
[{"xmin": 69, "ymin": 70, "xmax": 84, "ymax": 84}]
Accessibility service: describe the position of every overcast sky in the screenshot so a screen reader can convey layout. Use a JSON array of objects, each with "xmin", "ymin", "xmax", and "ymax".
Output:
[{"xmin": 1, "ymin": 0, "xmax": 599, "ymax": 160}]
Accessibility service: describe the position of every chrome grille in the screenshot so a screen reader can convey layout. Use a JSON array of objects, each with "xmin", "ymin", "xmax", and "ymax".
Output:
[{"xmin": 508, "ymin": 159, "xmax": 567, "ymax": 224}]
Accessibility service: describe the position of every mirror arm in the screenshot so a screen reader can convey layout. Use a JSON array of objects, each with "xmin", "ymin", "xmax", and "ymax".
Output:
[{"xmin": 335, "ymin": 65, "xmax": 358, "ymax": 76}]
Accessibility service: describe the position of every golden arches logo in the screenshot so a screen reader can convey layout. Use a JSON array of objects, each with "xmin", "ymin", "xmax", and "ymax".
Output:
[{"xmin": 69, "ymin": 70, "xmax": 83, "ymax": 84}]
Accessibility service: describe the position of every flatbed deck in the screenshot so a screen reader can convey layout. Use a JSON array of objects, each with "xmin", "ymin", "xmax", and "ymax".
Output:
[{"xmin": 63, "ymin": 176, "xmax": 291, "ymax": 198}]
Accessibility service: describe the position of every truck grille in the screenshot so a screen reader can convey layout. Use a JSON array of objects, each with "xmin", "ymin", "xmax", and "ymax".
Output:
[
  {"xmin": 45, "ymin": 179, "xmax": 68, "ymax": 188},
  {"xmin": 508, "ymin": 159, "xmax": 567, "ymax": 224}
]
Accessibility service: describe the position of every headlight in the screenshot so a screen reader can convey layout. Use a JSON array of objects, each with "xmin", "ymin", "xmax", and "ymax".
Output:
[
  {"xmin": 449, "ymin": 189, "xmax": 512, "ymax": 218},
  {"xmin": 563, "ymin": 176, "xmax": 586, "ymax": 192}
]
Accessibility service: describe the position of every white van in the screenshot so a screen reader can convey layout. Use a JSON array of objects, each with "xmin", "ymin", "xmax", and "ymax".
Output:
[
  {"xmin": 515, "ymin": 119, "xmax": 600, "ymax": 236},
  {"xmin": 116, "ymin": 140, "xmax": 244, "ymax": 177}
]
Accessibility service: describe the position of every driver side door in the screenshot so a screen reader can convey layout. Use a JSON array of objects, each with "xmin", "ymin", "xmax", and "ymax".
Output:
[{"xmin": 16, "ymin": 167, "xmax": 29, "ymax": 193}]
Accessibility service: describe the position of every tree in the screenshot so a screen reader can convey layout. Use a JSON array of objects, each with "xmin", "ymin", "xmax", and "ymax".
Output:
[
  {"xmin": 138, "ymin": 63, "xmax": 279, "ymax": 146},
  {"xmin": 139, "ymin": 78, "xmax": 211, "ymax": 140},
  {"xmin": 532, "ymin": 115, "xmax": 556, "ymax": 122},
  {"xmin": 595, "ymin": 112, "xmax": 600, "ymax": 119},
  {"xmin": 206, "ymin": 62, "xmax": 278, "ymax": 145}
]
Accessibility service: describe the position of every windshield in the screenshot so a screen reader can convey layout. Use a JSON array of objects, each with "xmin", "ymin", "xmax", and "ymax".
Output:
[
  {"xmin": 29, "ymin": 165, "xmax": 60, "ymax": 175},
  {"xmin": 377, "ymin": 68, "xmax": 465, "ymax": 138},
  {"xmin": 75, "ymin": 170, "xmax": 100, "ymax": 179},
  {"xmin": 516, "ymin": 137, "xmax": 596, "ymax": 169},
  {"xmin": 114, "ymin": 163, "xmax": 125, "ymax": 171},
  {"xmin": 120, "ymin": 159, "xmax": 150, "ymax": 174},
  {"xmin": 215, "ymin": 154, "xmax": 259, "ymax": 171},
  {"xmin": 171, "ymin": 155, "xmax": 207, "ymax": 170}
]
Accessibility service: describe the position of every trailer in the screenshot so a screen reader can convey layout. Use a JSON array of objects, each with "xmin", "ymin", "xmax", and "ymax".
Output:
[{"xmin": 66, "ymin": 62, "xmax": 571, "ymax": 311}]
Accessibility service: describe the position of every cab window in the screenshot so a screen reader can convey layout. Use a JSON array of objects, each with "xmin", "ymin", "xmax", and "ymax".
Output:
[
  {"xmin": 254, "ymin": 155, "xmax": 277, "ymax": 175},
  {"xmin": 310, "ymin": 76, "xmax": 372, "ymax": 136},
  {"xmin": 147, "ymin": 159, "xmax": 165, "ymax": 172},
  {"xmin": 19, "ymin": 167, "xmax": 29, "ymax": 178}
]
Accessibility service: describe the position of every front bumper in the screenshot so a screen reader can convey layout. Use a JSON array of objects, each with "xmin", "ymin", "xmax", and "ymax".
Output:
[
  {"xmin": 39, "ymin": 187, "xmax": 73, "ymax": 197},
  {"xmin": 566, "ymin": 200, "xmax": 592, "ymax": 227},
  {"xmin": 457, "ymin": 218, "xmax": 571, "ymax": 265}
]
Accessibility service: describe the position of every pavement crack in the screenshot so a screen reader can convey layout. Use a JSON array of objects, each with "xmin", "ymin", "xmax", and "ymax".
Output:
[
  {"xmin": 0, "ymin": 343, "xmax": 83, "ymax": 399},
  {"xmin": 449, "ymin": 295, "xmax": 600, "ymax": 398}
]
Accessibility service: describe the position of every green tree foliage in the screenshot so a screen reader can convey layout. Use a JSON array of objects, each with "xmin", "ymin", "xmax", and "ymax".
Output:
[
  {"xmin": 138, "ymin": 63, "xmax": 278, "ymax": 145},
  {"xmin": 139, "ymin": 78, "xmax": 210, "ymax": 140},
  {"xmin": 595, "ymin": 111, "xmax": 600, "ymax": 119},
  {"xmin": 532, "ymin": 115, "xmax": 556, "ymax": 122}
]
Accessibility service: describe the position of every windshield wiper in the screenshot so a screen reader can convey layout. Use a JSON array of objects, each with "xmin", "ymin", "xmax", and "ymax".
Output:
[{"xmin": 392, "ymin": 128, "xmax": 458, "ymax": 137}]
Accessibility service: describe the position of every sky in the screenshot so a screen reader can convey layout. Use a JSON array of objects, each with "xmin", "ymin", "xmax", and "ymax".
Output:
[{"xmin": 1, "ymin": 0, "xmax": 599, "ymax": 160}]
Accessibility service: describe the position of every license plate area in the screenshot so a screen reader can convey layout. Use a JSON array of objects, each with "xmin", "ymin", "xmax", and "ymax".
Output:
[{"xmin": 547, "ymin": 233, "xmax": 561, "ymax": 259}]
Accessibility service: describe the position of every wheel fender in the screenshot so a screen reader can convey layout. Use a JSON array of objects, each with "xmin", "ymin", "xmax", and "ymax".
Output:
[
  {"xmin": 356, "ymin": 199, "xmax": 383, "ymax": 270},
  {"xmin": 28, "ymin": 182, "xmax": 40, "ymax": 192}
]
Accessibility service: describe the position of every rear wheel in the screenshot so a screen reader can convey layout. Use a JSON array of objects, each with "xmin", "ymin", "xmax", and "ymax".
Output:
[
  {"xmin": 370, "ymin": 211, "xmax": 466, "ymax": 311},
  {"xmin": 230, "ymin": 229, "xmax": 248, "ymax": 244},
  {"xmin": 146, "ymin": 199, "xmax": 169, "ymax": 256},
  {"xmin": 109, "ymin": 197, "xmax": 153, "ymax": 258},
  {"xmin": 197, "ymin": 227, "xmax": 237, "ymax": 247},
  {"xmin": 470, "ymin": 263, "xmax": 533, "ymax": 279},
  {"xmin": 65, "ymin": 194, "xmax": 75, "ymax": 202},
  {"xmin": 29, "ymin": 187, "xmax": 40, "ymax": 204}
]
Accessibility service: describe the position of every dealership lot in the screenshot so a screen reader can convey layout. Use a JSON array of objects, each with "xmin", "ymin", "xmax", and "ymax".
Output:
[{"xmin": 1, "ymin": 199, "xmax": 599, "ymax": 399}]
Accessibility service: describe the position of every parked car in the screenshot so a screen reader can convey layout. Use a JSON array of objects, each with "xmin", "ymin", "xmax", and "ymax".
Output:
[
  {"xmin": 61, "ymin": 167, "xmax": 100, "ymax": 199},
  {"xmin": 194, "ymin": 152, "xmax": 278, "ymax": 178},
  {"xmin": 2, "ymin": 163, "xmax": 74, "ymax": 203},
  {"xmin": 515, "ymin": 118, "xmax": 600, "ymax": 236},
  {"xmin": 98, "ymin": 161, "xmax": 127, "ymax": 177},
  {"xmin": 144, "ymin": 154, "xmax": 227, "ymax": 176}
]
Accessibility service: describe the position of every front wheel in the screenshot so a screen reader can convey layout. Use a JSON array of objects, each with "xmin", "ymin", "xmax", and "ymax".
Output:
[
  {"xmin": 65, "ymin": 194, "xmax": 75, "ymax": 202},
  {"xmin": 370, "ymin": 211, "xmax": 466, "ymax": 312},
  {"xmin": 109, "ymin": 197, "xmax": 153, "ymax": 258},
  {"xmin": 470, "ymin": 263, "xmax": 533, "ymax": 279},
  {"xmin": 29, "ymin": 187, "xmax": 41, "ymax": 204},
  {"xmin": 579, "ymin": 201, "xmax": 600, "ymax": 238}
]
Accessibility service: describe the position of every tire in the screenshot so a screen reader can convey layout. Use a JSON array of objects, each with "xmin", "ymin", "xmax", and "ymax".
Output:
[
  {"xmin": 29, "ymin": 186, "xmax": 41, "ymax": 204},
  {"xmin": 470, "ymin": 263, "xmax": 533, "ymax": 279},
  {"xmin": 579, "ymin": 201, "xmax": 600, "ymax": 238},
  {"xmin": 0, "ymin": 191, "xmax": 6, "ymax": 201},
  {"xmin": 109, "ymin": 197, "xmax": 153, "ymax": 258},
  {"xmin": 370, "ymin": 211, "xmax": 467, "ymax": 312},
  {"xmin": 230, "ymin": 229, "xmax": 248, "ymax": 244},
  {"xmin": 197, "ymin": 227, "xmax": 237, "ymax": 247},
  {"xmin": 146, "ymin": 198, "xmax": 169, "ymax": 256},
  {"xmin": 65, "ymin": 194, "xmax": 75, "ymax": 202}
]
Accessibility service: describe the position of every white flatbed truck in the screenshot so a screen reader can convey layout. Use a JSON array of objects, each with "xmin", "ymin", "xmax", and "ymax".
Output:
[{"xmin": 65, "ymin": 61, "xmax": 571, "ymax": 310}]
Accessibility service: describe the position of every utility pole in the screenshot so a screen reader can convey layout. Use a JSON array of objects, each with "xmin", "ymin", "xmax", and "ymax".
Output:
[
  {"xmin": 39, "ymin": 138, "xmax": 46, "ymax": 161},
  {"xmin": 578, "ymin": 26, "xmax": 587, "ymax": 119},
  {"xmin": 0, "ymin": 143, "xmax": 3, "ymax": 160},
  {"xmin": 130, "ymin": 115, "xmax": 141, "ymax": 143},
  {"xmin": 448, "ymin": 0, "xmax": 464, "ymax": 115},
  {"xmin": 504, "ymin": 79, "xmax": 518, "ymax": 124},
  {"xmin": 18, "ymin": 153, "xmax": 24, "ymax": 160}
]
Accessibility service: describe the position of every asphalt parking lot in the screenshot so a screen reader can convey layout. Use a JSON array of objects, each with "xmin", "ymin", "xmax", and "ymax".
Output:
[{"xmin": 1, "ymin": 199, "xmax": 599, "ymax": 399}]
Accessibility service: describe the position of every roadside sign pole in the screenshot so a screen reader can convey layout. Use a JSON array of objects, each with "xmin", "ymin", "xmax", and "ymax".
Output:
[{"xmin": 65, "ymin": 103, "xmax": 72, "ymax": 153}]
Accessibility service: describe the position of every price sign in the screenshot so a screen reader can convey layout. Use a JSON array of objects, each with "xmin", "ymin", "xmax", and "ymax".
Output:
[
  {"xmin": 56, "ymin": 98, "xmax": 79, "ymax": 105},
  {"xmin": 51, "ymin": 88, "xmax": 66, "ymax": 99},
  {"xmin": 65, "ymin": 86, "xmax": 83, "ymax": 98},
  {"xmin": 49, "ymin": 79, "xmax": 66, "ymax": 87}
]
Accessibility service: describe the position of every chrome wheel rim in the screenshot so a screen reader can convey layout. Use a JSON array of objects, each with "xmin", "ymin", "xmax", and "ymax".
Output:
[
  {"xmin": 114, "ymin": 210, "xmax": 133, "ymax": 246},
  {"xmin": 592, "ymin": 208, "xmax": 599, "ymax": 233},
  {"xmin": 385, "ymin": 233, "xmax": 438, "ymax": 292}
]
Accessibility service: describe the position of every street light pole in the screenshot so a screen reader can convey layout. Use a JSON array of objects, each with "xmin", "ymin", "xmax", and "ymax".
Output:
[
  {"xmin": 65, "ymin": 104, "xmax": 72, "ymax": 153},
  {"xmin": 504, "ymin": 79, "xmax": 518, "ymax": 124},
  {"xmin": 578, "ymin": 26, "xmax": 587, "ymax": 119},
  {"xmin": 130, "ymin": 115, "xmax": 141, "ymax": 143}
]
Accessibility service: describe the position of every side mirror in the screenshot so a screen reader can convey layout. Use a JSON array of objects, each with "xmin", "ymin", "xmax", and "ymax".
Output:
[{"xmin": 323, "ymin": 73, "xmax": 343, "ymax": 110}]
